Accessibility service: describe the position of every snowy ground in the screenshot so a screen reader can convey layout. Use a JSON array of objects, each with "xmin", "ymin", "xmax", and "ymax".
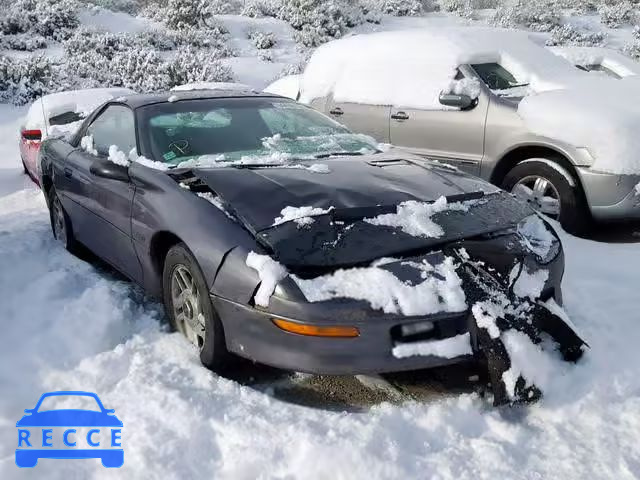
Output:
[{"xmin": 1, "ymin": 7, "xmax": 640, "ymax": 479}]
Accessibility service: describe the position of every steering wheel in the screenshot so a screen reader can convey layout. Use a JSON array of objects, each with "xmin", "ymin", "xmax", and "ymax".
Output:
[{"xmin": 168, "ymin": 140, "xmax": 191, "ymax": 157}]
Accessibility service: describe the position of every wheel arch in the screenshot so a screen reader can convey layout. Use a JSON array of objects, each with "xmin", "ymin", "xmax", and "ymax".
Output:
[
  {"xmin": 490, "ymin": 145, "xmax": 581, "ymax": 188},
  {"xmin": 149, "ymin": 230, "xmax": 185, "ymax": 281}
]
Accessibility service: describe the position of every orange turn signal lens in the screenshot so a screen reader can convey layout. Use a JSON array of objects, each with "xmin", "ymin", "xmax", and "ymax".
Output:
[{"xmin": 272, "ymin": 318, "xmax": 360, "ymax": 338}]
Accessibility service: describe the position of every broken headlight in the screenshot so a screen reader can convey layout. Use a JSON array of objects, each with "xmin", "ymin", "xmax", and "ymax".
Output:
[{"xmin": 516, "ymin": 215, "xmax": 561, "ymax": 264}]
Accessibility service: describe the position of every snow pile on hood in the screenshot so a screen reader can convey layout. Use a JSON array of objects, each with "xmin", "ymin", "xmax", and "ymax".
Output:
[
  {"xmin": 365, "ymin": 196, "xmax": 473, "ymax": 238},
  {"xmin": 548, "ymin": 46, "xmax": 640, "ymax": 78},
  {"xmin": 299, "ymin": 28, "xmax": 584, "ymax": 110},
  {"xmin": 518, "ymin": 78, "xmax": 640, "ymax": 174},
  {"xmin": 293, "ymin": 256, "xmax": 466, "ymax": 316},
  {"xmin": 246, "ymin": 252, "xmax": 288, "ymax": 308},
  {"xmin": 273, "ymin": 206, "xmax": 334, "ymax": 227}
]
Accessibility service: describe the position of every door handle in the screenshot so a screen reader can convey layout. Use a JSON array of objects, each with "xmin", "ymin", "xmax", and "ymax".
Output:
[
  {"xmin": 391, "ymin": 111, "xmax": 410, "ymax": 121},
  {"xmin": 64, "ymin": 167, "xmax": 73, "ymax": 178},
  {"xmin": 329, "ymin": 107, "xmax": 344, "ymax": 116}
]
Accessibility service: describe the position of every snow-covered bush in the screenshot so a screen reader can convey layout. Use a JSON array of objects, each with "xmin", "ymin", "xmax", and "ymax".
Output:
[
  {"xmin": 0, "ymin": 34, "xmax": 47, "ymax": 52},
  {"xmin": 492, "ymin": 0, "xmax": 562, "ymax": 32},
  {"xmin": 83, "ymin": 0, "xmax": 140, "ymax": 14},
  {"xmin": 248, "ymin": 30, "xmax": 277, "ymax": 49},
  {"xmin": 365, "ymin": 0, "xmax": 427, "ymax": 16},
  {"xmin": 166, "ymin": 47, "xmax": 234, "ymax": 86},
  {"xmin": 242, "ymin": 0, "xmax": 387, "ymax": 47},
  {"xmin": 0, "ymin": 55, "xmax": 56, "ymax": 105},
  {"xmin": 0, "ymin": 0, "xmax": 79, "ymax": 41},
  {"xmin": 152, "ymin": 0, "xmax": 212, "ymax": 30},
  {"xmin": 598, "ymin": 2, "xmax": 637, "ymax": 28},
  {"xmin": 439, "ymin": 0, "xmax": 498, "ymax": 17},
  {"xmin": 547, "ymin": 24, "xmax": 607, "ymax": 47},
  {"xmin": 623, "ymin": 39, "xmax": 640, "ymax": 59},
  {"xmin": 137, "ymin": 27, "xmax": 233, "ymax": 55}
]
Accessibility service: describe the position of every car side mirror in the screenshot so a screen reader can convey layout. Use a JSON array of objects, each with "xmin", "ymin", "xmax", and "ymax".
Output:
[
  {"xmin": 439, "ymin": 93, "xmax": 474, "ymax": 110},
  {"xmin": 90, "ymin": 159, "xmax": 129, "ymax": 182}
]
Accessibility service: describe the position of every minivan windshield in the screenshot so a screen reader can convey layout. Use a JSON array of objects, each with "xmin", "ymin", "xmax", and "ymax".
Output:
[{"xmin": 139, "ymin": 97, "xmax": 379, "ymax": 167}]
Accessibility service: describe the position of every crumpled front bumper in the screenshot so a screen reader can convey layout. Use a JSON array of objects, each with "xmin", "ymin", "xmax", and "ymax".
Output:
[
  {"xmin": 577, "ymin": 167, "xmax": 640, "ymax": 221},
  {"xmin": 212, "ymin": 246, "xmax": 565, "ymax": 376}
]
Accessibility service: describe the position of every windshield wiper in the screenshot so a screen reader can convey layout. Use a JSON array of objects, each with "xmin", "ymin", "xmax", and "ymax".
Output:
[{"xmin": 315, "ymin": 151, "xmax": 378, "ymax": 159}]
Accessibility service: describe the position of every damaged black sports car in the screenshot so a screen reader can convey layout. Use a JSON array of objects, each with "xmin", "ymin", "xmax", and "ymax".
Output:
[{"xmin": 39, "ymin": 89, "xmax": 586, "ymax": 405}]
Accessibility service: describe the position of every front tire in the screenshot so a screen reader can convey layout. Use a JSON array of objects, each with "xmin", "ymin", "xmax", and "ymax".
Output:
[
  {"xmin": 502, "ymin": 158, "xmax": 591, "ymax": 235},
  {"xmin": 48, "ymin": 187, "xmax": 77, "ymax": 253},
  {"xmin": 162, "ymin": 243, "xmax": 229, "ymax": 371}
]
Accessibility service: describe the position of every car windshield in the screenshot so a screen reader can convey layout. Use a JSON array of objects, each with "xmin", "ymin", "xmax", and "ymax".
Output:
[
  {"xmin": 575, "ymin": 63, "xmax": 622, "ymax": 79},
  {"xmin": 37, "ymin": 394, "xmax": 102, "ymax": 412},
  {"xmin": 471, "ymin": 63, "xmax": 530, "ymax": 98},
  {"xmin": 138, "ymin": 97, "xmax": 379, "ymax": 167}
]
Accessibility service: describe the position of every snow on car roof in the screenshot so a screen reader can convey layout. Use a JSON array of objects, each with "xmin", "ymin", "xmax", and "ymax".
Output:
[
  {"xmin": 548, "ymin": 46, "xmax": 640, "ymax": 78},
  {"xmin": 24, "ymin": 87, "xmax": 134, "ymax": 132},
  {"xmin": 171, "ymin": 82, "xmax": 254, "ymax": 92},
  {"xmin": 299, "ymin": 27, "xmax": 582, "ymax": 110}
]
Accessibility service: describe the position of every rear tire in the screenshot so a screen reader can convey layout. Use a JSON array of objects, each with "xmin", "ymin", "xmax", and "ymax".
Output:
[
  {"xmin": 48, "ymin": 187, "xmax": 77, "ymax": 253},
  {"xmin": 502, "ymin": 158, "xmax": 591, "ymax": 236},
  {"xmin": 162, "ymin": 243, "xmax": 230, "ymax": 371}
]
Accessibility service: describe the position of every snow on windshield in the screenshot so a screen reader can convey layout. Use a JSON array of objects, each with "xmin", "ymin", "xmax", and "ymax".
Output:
[{"xmin": 293, "ymin": 256, "xmax": 467, "ymax": 317}]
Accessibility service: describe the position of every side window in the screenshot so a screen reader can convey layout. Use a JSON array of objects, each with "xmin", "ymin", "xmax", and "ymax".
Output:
[
  {"xmin": 470, "ymin": 63, "xmax": 524, "ymax": 91},
  {"xmin": 85, "ymin": 105, "xmax": 136, "ymax": 157}
]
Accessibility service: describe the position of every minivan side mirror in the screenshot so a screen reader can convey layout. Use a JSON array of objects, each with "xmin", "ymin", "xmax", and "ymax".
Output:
[
  {"xmin": 439, "ymin": 93, "xmax": 474, "ymax": 110},
  {"xmin": 90, "ymin": 159, "xmax": 129, "ymax": 182}
]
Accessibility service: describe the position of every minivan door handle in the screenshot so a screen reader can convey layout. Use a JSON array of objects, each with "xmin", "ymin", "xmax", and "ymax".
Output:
[
  {"xmin": 329, "ymin": 107, "xmax": 344, "ymax": 116},
  {"xmin": 391, "ymin": 111, "xmax": 410, "ymax": 121},
  {"xmin": 64, "ymin": 167, "xmax": 73, "ymax": 178}
]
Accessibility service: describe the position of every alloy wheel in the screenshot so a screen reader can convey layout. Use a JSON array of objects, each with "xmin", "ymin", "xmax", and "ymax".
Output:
[
  {"xmin": 512, "ymin": 175, "xmax": 561, "ymax": 219},
  {"xmin": 171, "ymin": 264, "xmax": 206, "ymax": 351},
  {"xmin": 52, "ymin": 196, "xmax": 68, "ymax": 246}
]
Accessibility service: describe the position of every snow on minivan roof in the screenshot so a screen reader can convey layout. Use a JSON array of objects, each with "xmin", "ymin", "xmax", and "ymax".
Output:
[{"xmin": 299, "ymin": 27, "xmax": 584, "ymax": 110}]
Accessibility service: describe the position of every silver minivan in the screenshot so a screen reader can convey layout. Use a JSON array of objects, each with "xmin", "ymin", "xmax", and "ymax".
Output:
[{"xmin": 270, "ymin": 29, "xmax": 640, "ymax": 234}]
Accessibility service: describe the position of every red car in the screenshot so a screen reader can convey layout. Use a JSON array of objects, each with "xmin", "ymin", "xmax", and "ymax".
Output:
[{"xmin": 19, "ymin": 88, "xmax": 134, "ymax": 185}]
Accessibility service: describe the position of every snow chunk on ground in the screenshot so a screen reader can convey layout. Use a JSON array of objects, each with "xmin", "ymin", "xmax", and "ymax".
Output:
[
  {"xmin": 293, "ymin": 257, "xmax": 466, "ymax": 316},
  {"xmin": 168, "ymin": 95, "xmax": 179, "ymax": 103},
  {"xmin": 245, "ymin": 252, "xmax": 288, "ymax": 308},
  {"xmin": 512, "ymin": 266, "xmax": 549, "ymax": 300},
  {"xmin": 365, "ymin": 196, "xmax": 470, "ymax": 238},
  {"xmin": 273, "ymin": 206, "xmax": 333, "ymax": 227},
  {"xmin": 172, "ymin": 82, "xmax": 253, "ymax": 92},
  {"xmin": 393, "ymin": 333, "xmax": 472, "ymax": 359},
  {"xmin": 264, "ymin": 74, "xmax": 300, "ymax": 100}
]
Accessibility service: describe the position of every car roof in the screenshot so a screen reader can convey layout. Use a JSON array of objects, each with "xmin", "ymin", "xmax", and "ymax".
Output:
[{"xmin": 116, "ymin": 89, "xmax": 285, "ymax": 109}]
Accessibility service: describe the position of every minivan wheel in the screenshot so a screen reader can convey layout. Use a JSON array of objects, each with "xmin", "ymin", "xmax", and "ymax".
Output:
[
  {"xmin": 502, "ymin": 159, "xmax": 591, "ymax": 235},
  {"xmin": 163, "ymin": 243, "xmax": 230, "ymax": 371}
]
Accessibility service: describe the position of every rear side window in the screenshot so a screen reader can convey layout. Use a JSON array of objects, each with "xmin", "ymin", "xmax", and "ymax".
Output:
[{"xmin": 85, "ymin": 105, "xmax": 136, "ymax": 157}]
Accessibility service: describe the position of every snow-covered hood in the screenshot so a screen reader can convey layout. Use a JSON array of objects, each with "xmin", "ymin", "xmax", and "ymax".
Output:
[
  {"xmin": 193, "ymin": 156, "xmax": 533, "ymax": 268},
  {"xmin": 518, "ymin": 76, "xmax": 640, "ymax": 175}
]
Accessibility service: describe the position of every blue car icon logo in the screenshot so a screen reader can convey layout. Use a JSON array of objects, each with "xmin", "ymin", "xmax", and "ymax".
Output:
[{"xmin": 15, "ymin": 391, "xmax": 123, "ymax": 468}]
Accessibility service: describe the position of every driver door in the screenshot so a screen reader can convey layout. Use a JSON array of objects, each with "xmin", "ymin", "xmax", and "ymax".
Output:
[{"xmin": 59, "ymin": 104, "xmax": 142, "ymax": 282}]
